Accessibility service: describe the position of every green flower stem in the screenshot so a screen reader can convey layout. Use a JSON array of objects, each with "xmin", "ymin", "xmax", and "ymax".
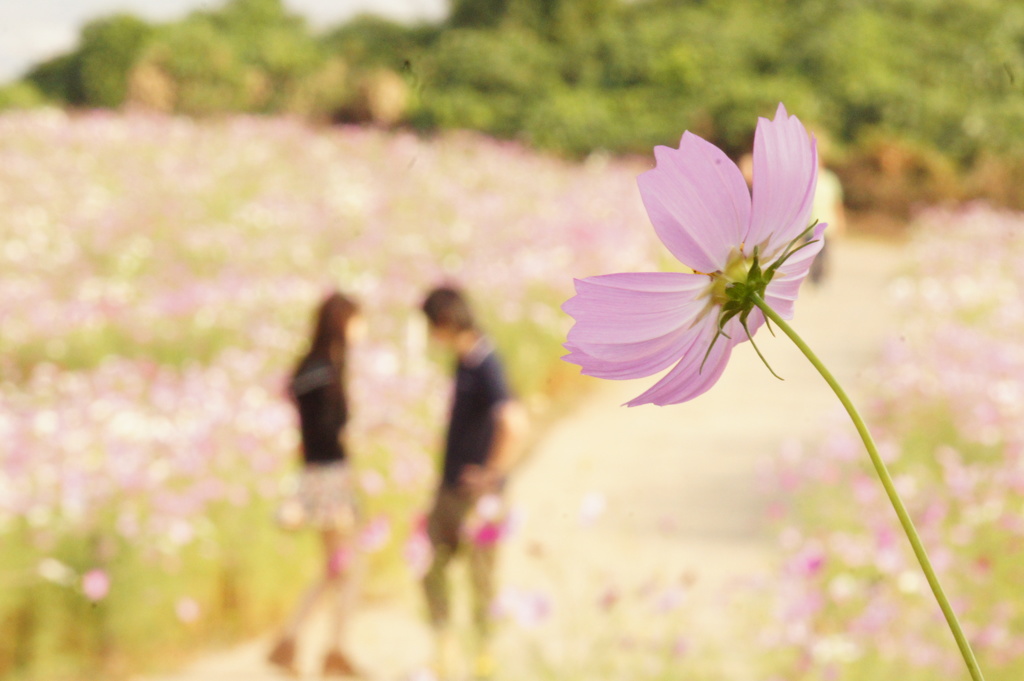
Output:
[{"xmin": 751, "ymin": 293, "xmax": 985, "ymax": 681}]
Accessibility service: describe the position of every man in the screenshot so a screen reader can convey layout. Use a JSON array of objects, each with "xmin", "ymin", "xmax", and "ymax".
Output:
[{"xmin": 420, "ymin": 286, "xmax": 527, "ymax": 680}]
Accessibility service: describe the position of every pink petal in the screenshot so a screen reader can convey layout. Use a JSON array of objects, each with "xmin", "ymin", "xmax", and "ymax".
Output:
[
  {"xmin": 625, "ymin": 316, "xmax": 740, "ymax": 406},
  {"xmin": 562, "ymin": 272, "xmax": 712, "ymax": 380},
  {"xmin": 563, "ymin": 272, "xmax": 709, "ymax": 345},
  {"xmin": 638, "ymin": 132, "xmax": 751, "ymax": 274},
  {"xmin": 82, "ymin": 569, "xmax": 110, "ymax": 601},
  {"xmin": 763, "ymin": 222, "xmax": 827, "ymax": 319},
  {"xmin": 746, "ymin": 104, "xmax": 818, "ymax": 259},
  {"xmin": 564, "ymin": 323, "xmax": 707, "ymax": 380}
]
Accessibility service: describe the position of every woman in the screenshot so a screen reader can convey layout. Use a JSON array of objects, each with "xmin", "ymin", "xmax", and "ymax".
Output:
[{"xmin": 268, "ymin": 291, "xmax": 364, "ymax": 677}]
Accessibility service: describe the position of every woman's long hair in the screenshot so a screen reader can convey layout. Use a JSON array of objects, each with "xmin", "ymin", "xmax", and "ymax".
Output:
[{"xmin": 294, "ymin": 291, "xmax": 360, "ymax": 408}]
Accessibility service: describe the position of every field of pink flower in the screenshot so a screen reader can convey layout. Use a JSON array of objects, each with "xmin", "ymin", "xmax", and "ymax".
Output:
[
  {"xmin": 8, "ymin": 109, "xmax": 1020, "ymax": 681},
  {"xmin": 763, "ymin": 205, "xmax": 1024, "ymax": 680},
  {"xmin": 0, "ymin": 110, "xmax": 659, "ymax": 680},
  {"xmin": 486, "ymin": 207, "xmax": 1024, "ymax": 681}
]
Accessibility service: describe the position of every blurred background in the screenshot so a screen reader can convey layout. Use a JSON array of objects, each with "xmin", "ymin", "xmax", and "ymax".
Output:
[
  {"xmin": 3, "ymin": 0, "xmax": 1024, "ymax": 221},
  {"xmin": 2, "ymin": 1, "xmax": 1024, "ymax": 680}
]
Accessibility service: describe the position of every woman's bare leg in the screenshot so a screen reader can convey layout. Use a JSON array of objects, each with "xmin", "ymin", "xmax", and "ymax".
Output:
[
  {"xmin": 323, "ymin": 526, "xmax": 362, "ymax": 650},
  {"xmin": 278, "ymin": 527, "xmax": 341, "ymax": 641},
  {"xmin": 280, "ymin": 580, "xmax": 327, "ymax": 640}
]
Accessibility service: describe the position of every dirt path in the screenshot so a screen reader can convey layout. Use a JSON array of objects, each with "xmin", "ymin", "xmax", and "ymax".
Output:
[
  {"xmin": 507, "ymin": 236, "xmax": 906, "ymax": 585},
  {"xmin": 493, "ymin": 236, "xmax": 907, "ymax": 677},
  {"xmin": 140, "ymin": 237, "xmax": 908, "ymax": 681}
]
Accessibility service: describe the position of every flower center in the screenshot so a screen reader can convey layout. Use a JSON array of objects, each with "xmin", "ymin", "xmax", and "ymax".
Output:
[{"xmin": 708, "ymin": 249, "xmax": 755, "ymax": 307}]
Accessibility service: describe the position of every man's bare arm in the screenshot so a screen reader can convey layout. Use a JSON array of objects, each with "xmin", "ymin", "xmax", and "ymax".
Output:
[{"xmin": 461, "ymin": 400, "xmax": 529, "ymax": 494}]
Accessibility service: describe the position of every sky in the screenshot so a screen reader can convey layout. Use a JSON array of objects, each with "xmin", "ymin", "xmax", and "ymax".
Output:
[{"xmin": 0, "ymin": 0, "xmax": 449, "ymax": 82}]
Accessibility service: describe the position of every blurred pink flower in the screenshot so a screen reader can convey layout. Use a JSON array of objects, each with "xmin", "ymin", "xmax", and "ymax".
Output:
[
  {"xmin": 359, "ymin": 469, "xmax": 386, "ymax": 496},
  {"xmin": 579, "ymin": 491, "xmax": 606, "ymax": 526},
  {"xmin": 175, "ymin": 597, "xmax": 201, "ymax": 623},
  {"xmin": 491, "ymin": 587, "xmax": 552, "ymax": 628},
  {"xmin": 358, "ymin": 515, "xmax": 391, "ymax": 553},
  {"xmin": 655, "ymin": 585, "xmax": 688, "ymax": 612},
  {"xmin": 403, "ymin": 523, "xmax": 433, "ymax": 577},
  {"xmin": 465, "ymin": 495, "xmax": 509, "ymax": 546},
  {"xmin": 471, "ymin": 522, "xmax": 501, "ymax": 545},
  {"xmin": 597, "ymin": 585, "xmax": 620, "ymax": 611},
  {"xmin": 792, "ymin": 545, "xmax": 827, "ymax": 577},
  {"xmin": 563, "ymin": 104, "xmax": 823, "ymax": 405},
  {"xmin": 82, "ymin": 569, "xmax": 110, "ymax": 601},
  {"xmin": 327, "ymin": 546, "xmax": 352, "ymax": 577},
  {"xmin": 389, "ymin": 454, "xmax": 428, "ymax": 489}
]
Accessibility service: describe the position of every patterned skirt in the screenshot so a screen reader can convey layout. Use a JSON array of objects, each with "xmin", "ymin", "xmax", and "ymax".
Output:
[{"xmin": 277, "ymin": 461, "xmax": 358, "ymax": 533}]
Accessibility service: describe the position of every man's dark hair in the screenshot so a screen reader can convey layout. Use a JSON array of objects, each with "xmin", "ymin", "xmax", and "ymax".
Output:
[{"xmin": 421, "ymin": 286, "xmax": 476, "ymax": 331}]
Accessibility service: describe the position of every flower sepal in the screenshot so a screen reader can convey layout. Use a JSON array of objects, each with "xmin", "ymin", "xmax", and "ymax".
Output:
[{"xmin": 704, "ymin": 221, "xmax": 822, "ymax": 378}]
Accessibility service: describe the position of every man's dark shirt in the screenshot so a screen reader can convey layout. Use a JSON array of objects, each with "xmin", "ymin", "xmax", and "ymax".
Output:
[
  {"xmin": 442, "ymin": 340, "xmax": 511, "ymax": 488},
  {"xmin": 291, "ymin": 358, "xmax": 348, "ymax": 464}
]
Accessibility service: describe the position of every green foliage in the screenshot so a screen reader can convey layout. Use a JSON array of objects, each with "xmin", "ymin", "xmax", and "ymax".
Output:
[
  {"xmin": 522, "ymin": 85, "xmax": 686, "ymax": 155},
  {"xmin": 322, "ymin": 14, "xmax": 436, "ymax": 71},
  {"xmin": 282, "ymin": 57, "xmax": 351, "ymax": 119},
  {"xmin": 194, "ymin": 0, "xmax": 325, "ymax": 112},
  {"xmin": 449, "ymin": 0, "xmax": 511, "ymax": 28},
  {"xmin": 435, "ymin": 0, "xmax": 1024, "ymax": 176},
  {"xmin": 141, "ymin": 20, "xmax": 255, "ymax": 115},
  {"xmin": 26, "ymin": 54, "xmax": 83, "ymax": 105},
  {"xmin": 0, "ymin": 503, "xmax": 315, "ymax": 680},
  {"xmin": 9, "ymin": 0, "xmax": 1024, "ymax": 209},
  {"xmin": 77, "ymin": 14, "xmax": 154, "ymax": 108},
  {"xmin": 416, "ymin": 27, "xmax": 559, "ymax": 136},
  {"xmin": 23, "ymin": 14, "xmax": 153, "ymax": 108},
  {"xmin": 22, "ymin": 0, "xmax": 328, "ymax": 115},
  {"xmin": 426, "ymin": 28, "xmax": 557, "ymax": 95},
  {"xmin": 0, "ymin": 82, "xmax": 45, "ymax": 110}
]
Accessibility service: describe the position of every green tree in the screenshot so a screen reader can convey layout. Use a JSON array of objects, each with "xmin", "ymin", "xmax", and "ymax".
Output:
[
  {"xmin": 140, "ymin": 20, "xmax": 254, "ymax": 115},
  {"xmin": 77, "ymin": 14, "xmax": 154, "ymax": 107},
  {"xmin": 26, "ymin": 54, "xmax": 83, "ymax": 104},
  {"xmin": 0, "ymin": 82, "xmax": 45, "ymax": 110},
  {"xmin": 12, "ymin": 0, "xmax": 1024, "ymax": 204},
  {"xmin": 418, "ymin": 27, "xmax": 559, "ymax": 135},
  {"xmin": 195, "ymin": 0, "xmax": 325, "ymax": 112},
  {"xmin": 449, "ymin": 0, "xmax": 511, "ymax": 28},
  {"xmin": 321, "ymin": 15, "xmax": 435, "ymax": 71},
  {"xmin": 426, "ymin": 27, "xmax": 558, "ymax": 95}
]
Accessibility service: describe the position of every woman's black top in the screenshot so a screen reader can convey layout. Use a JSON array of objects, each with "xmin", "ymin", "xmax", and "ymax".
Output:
[{"xmin": 291, "ymin": 357, "xmax": 348, "ymax": 464}]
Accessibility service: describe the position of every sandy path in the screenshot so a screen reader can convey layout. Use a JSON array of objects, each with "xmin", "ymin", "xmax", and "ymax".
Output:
[
  {"xmin": 493, "ymin": 236, "xmax": 907, "ymax": 677},
  {"xmin": 140, "ymin": 237, "xmax": 907, "ymax": 681},
  {"xmin": 507, "ymin": 237, "xmax": 905, "ymax": 585}
]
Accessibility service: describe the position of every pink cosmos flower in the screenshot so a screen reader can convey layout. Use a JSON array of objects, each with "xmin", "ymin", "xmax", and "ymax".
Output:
[
  {"xmin": 563, "ymin": 104, "xmax": 825, "ymax": 405},
  {"xmin": 175, "ymin": 597, "xmax": 201, "ymax": 623},
  {"xmin": 358, "ymin": 515, "xmax": 392, "ymax": 553},
  {"xmin": 491, "ymin": 587, "xmax": 552, "ymax": 628},
  {"xmin": 403, "ymin": 522, "xmax": 433, "ymax": 577},
  {"xmin": 359, "ymin": 469, "xmax": 386, "ymax": 496},
  {"xmin": 82, "ymin": 569, "xmax": 110, "ymax": 601},
  {"xmin": 471, "ymin": 521, "xmax": 504, "ymax": 546},
  {"xmin": 327, "ymin": 546, "xmax": 353, "ymax": 577},
  {"xmin": 464, "ymin": 494, "xmax": 509, "ymax": 546}
]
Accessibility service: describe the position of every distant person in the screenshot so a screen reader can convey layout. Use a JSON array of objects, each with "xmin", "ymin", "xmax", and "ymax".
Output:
[
  {"xmin": 810, "ymin": 153, "xmax": 847, "ymax": 284},
  {"xmin": 738, "ymin": 152, "xmax": 755, "ymax": 189},
  {"xmin": 419, "ymin": 286, "xmax": 527, "ymax": 681},
  {"xmin": 268, "ymin": 291, "xmax": 366, "ymax": 678}
]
